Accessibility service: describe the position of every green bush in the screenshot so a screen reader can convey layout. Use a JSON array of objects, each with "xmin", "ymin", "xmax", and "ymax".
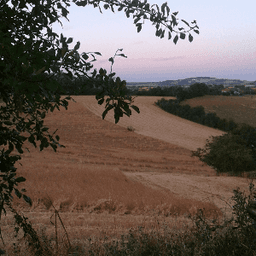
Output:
[
  {"xmin": 192, "ymin": 133, "xmax": 256, "ymax": 175},
  {"xmin": 231, "ymin": 124, "xmax": 256, "ymax": 162}
]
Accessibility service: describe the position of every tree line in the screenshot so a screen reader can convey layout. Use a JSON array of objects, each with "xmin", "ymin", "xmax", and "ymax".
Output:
[
  {"xmin": 55, "ymin": 75, "xmax": 224, "ymax": 99},
  {"xmin": 156, "ymin": 98, "xmax": 238, "ymax": 132}
]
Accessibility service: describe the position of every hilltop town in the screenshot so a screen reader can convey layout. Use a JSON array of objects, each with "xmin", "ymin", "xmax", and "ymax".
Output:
[{"xmin": 127, "ymin": 77, "xmax": 256, "ymax": 95}]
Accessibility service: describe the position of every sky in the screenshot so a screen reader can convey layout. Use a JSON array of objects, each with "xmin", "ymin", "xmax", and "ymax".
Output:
[{"xmin": 52, "ymin": 0, "xmax": 256, "ymax": 82}]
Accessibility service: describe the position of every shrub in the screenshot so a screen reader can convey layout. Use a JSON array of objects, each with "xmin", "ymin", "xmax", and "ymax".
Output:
[
  {"xmin": 192, "ymin": 133, "xmax": 256, "ymax": 175},
  {"xmin": 231, "ymin": 124, "xmax": 256, "ymax": 162}
]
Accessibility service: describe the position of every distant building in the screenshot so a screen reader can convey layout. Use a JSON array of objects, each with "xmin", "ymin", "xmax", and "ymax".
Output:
[
  {"xmin": 221, "ymin": 86, "xmax": 240, "ymax": 94},
  {"xmin": 138, "ymin": 86, "xmax": 154, "ymax": 91},
  {"xmin": 222, "ymin": 88, "xmax": 231, "ymax": 93},
  {"xmin": 245, "ymin": 84, "xmax": 255, "ymax": 87}
]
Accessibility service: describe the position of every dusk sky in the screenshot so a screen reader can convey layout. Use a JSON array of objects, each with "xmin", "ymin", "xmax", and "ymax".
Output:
[{"xmin": 53, "ymin": 0, "xmax": 256, "ymax": 82}]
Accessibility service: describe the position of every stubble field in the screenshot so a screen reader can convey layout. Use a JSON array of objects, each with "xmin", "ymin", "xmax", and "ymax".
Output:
[{"xmin": 1, "ymin": 95, "xmax": 254, "ymax": 249}]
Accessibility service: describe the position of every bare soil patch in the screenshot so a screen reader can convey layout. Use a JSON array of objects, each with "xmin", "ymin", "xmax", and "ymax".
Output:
[{"xmin": 4, "ymin": 96, "xmax": 253, "ymax": 243}]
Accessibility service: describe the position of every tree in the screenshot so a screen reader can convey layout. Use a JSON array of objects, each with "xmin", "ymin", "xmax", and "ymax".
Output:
[
  {"xmin": 189, "ymin": 83, "xmax": 210, "ymax": 98},
  {"xmin": 192, "ymin": 126, "xmax": 256, "ymax": 175},
  {"xmin": 0, "ymin": 0, "xmax": 199, "ymax": 221}
]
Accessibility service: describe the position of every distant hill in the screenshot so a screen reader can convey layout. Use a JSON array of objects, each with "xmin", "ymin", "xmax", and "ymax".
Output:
[{"xmin": 127, "ymin": 77, "xmax": 256, "ymax": 88}]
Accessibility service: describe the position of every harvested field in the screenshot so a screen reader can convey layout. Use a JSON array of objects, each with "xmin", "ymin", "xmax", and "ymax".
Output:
[
  {"xmin": 2, "ymin": 96, "xmax": 254, "ymax": 247},
  {"xmin": 181, "ymin": 95, "xmax": 256, "ymax": 127}
]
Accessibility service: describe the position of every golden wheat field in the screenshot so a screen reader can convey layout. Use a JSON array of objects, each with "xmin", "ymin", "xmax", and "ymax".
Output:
[{"xmin": 2, "ymin": 95, "xmax": 254, "ymax": 249}]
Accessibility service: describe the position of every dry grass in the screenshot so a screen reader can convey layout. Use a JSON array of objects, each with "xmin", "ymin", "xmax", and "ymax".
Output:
[
  {"xmin": 181, "ymin": 95, "xmax": 256, "ymax": 128},
  {"xmin": 13, "ymin": 98, "xmax": 222, "ymax": 219},
  {"xmin": 2, "ymin": 95, "xmax": 249, "ymax": 254},
  {"xmin": 15, "ymin": 146, "xmax": 221, "ymax": 218},
  {"xmin": 0, "ymin": 210, "xmax": 195, "ymax": 248}
]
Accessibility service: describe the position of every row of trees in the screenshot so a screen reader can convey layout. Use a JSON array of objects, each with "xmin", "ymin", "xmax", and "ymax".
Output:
[
  {"xmin": 51, "ymin": 72, "xmax": 256, "ymax": 100},
  {"xmin": 55, "ymin": 79, "xmax": 225, "ymax": 99},
  {"xmin": 130, "ymin": 83, "xmax": 224, "ymax": 99},
  {"xmin": 156, "ymin": 98, "xmax": 238, "ymax": 132}
]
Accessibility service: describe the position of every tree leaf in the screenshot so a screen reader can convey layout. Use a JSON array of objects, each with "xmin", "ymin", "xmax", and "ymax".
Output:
[
  {"xmin": 117, "ymin": 53, "xmax": 127, "ymax": 58},
  {"xmin": 173, "ymin": 35, "xmax": 179, "ymax": 44},
  {"xmin": 15, "ymin": 144, "xmax": 24, "ymax": 154},
  {"xmin": 15, "ymin": 189, "xmax": 22, "ymax": 198},
  {"xmin": 114, "ymin": 108, "xmax": 122, "ymax": 124},
  {"xmin": 82, "ymin": 53, "xmax": 89, "ymax": 60},
  {"xmin": 168, "ymin": 31, "xmax": 172, "ymax": 40},
  {"xmin": 166, "ymin": 5, "xmax": 170, "ymax": 17},
  {"xmin": 118, "ymin": 5, "xmax": 124, "ymax": 11},
  {"xmin": 41, "ymin": 127, "xmax": 49, "ymax": 132},
  {"xmin": 131, "ymin": 105, "xmax": 140, "ymax": 113},
  {"xmin": 74, "ymin": 41, "xmax": 80, "ymax": 51},
  {"xmin": 8, "ymin": 142, "xmax": 14, "ymax": 153},
  {"xmin": 67, "ymin": 37, "xmax": 73, "ymax": 44},
  {"xmin": 181, "ymin": 19, "xmax": 190, "ymax": 27},
  {"xmin": 102, "ymin": 105, "xmax": 114, "ymax": 119},
  {"xmin": 134, "ymin": 17, "xmax": 140, "ymax": 24},
  {"xmin": 4, "ymin": 121, "xmax": 12, "ymax": 125},
  {"xmin": 180, "ymin": 33, "xmax": 185, "ymax": 39},
  {"xmin": 23, "ymin": 195, "xmax": 32, "ymax": 206},
  {"xmin": 15, "ymin": 177, "xmax": 26, "ymax": 183},
  {"xmin": 161, "ymin": 2, "xmax": 167, "ymax": 16},
  {"xmin": 108, "ymin": 57, "xmax": 114, "ymax": 65},
  {"xmin": 136, "ymin": 23, "xmax": 142, "ymax": 33},
  {"xmin": 98, "ymin": 98, "xmax": 104, "ymax": 105},
  {"xmin": 160, "ymin": 30, "xmax": 165, "ymax": 39},
  {"xmin": 189, "ymin": 33, "xmax": 193, "ymax": 42},
  {"xmin": 75, "ymin": 0, "xmax": 87, "ymax": 7}
]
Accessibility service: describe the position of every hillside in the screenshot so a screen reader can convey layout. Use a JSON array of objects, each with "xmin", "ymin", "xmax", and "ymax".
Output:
[
  {"xmin": 3, "ymin": 96, "xmax": 252, "ymax": 244},
  {"xmin": 77, "ymin": 96, "xmax": 224, "ymax": 151}
]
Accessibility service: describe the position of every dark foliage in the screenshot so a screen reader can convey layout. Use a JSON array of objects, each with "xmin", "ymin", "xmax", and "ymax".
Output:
[
  {"xmin": 192, "ymin": 125, "xmax": 256, "ymax": 175},
  {"xmin": 192, "ymin": 133, "xmax": 255, "ymax": 175},
  {"xmin": 156, "ymin": 98, "xmax": 238, "ymax": 132}
]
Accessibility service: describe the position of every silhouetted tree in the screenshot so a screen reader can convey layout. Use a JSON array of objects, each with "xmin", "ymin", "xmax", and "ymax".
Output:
[{"xmin": 0, "ymin": 0, "xmax": 199, "ymax": 219}]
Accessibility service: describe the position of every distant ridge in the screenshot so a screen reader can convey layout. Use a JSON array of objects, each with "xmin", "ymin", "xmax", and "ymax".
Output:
[{"xmin": 127, "ymin": 77, "xmax": 256, "ymax": 87}]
